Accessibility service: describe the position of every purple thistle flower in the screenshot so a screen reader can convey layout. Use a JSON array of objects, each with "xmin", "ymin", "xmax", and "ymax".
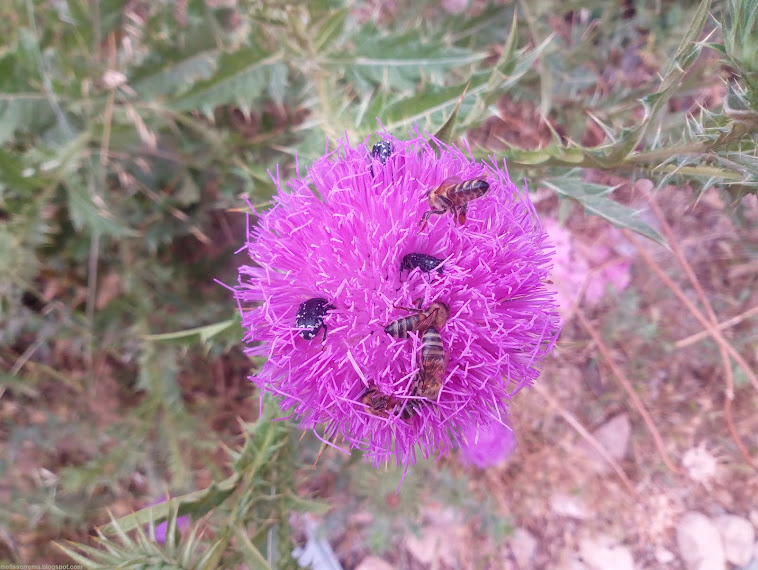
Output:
[
  {"xmin": 459, "ymin": 422, "xmax": 517, "ymax": 469},
  {"xmin": 146, "ymin": 498, "xmax": 190, "ymax": 544},
  {"xmin": 235, "ymin": 130, "xmax": 559, "ymax": 470}
]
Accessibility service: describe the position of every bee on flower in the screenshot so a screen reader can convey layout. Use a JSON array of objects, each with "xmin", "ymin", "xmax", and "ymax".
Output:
[{"xmin": 235, "ymin": 129, "xmax": 559, "ymax": 472}]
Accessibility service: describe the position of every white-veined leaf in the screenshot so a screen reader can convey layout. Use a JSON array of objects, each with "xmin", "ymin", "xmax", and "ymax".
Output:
[
  {"xmin": 131, "ymin": 50, "xmax": 220, "ymax": 100},
  {"xmin": 169, "ymin": 48, "xmax": 285, "ymax": 116},
  {"xmin": 543, "ymin": 176, "xmax": 667, "ymax": 246},
  {"xmin": 327, "ymin": 31, "xmax": 487, "ymax": 92},
  {"xmin": 0, "ymin": 92, "xmax": 55, "ymax": 144}
]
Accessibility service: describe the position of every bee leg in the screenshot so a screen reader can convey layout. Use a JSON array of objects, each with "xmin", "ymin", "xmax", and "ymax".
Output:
[
  {"xmin": 392, "ymin": 298, "xmax": 422, "ymax": 312},
  {"xmin": 397, "ymin": 400, "xmax": 416, "ymax": 420},
  {"xmin": 419, "ymin": 210, "xmax": 433, "ymax": 231},
  {"xmin": 320, "ymin": 305, "xmax": 335, "ymax": 343},
  {"xmin": 410, "ymin": 371, "xmax": 422, "ymax": 396},
  {"xmin": 458, "ymin": 204, "xmax": 468, "ymax": 225},
  {"xmin": 419, "ymin": 209, "xmax": 445, "ymax": 231}
]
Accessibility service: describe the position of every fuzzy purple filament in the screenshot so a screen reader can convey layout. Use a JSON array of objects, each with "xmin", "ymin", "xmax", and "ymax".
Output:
[{"xmin": 235, "ymin": 130, "xmax": 560, "ymax": 469}]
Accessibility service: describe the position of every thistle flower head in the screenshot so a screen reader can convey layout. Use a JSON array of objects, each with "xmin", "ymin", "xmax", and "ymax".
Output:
[
  {"xmin": 235, "ymin": 130, "xmax": 559, "ymax": 469},
  {"xmin": 459, "ymin": 422, "xmax": 517, "ymax": 469}
]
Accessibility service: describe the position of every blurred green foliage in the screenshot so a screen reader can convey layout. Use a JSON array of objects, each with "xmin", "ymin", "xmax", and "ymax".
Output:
[{"xmin": 1, "ymin": 0, "xmax": 757, "ymax": 566}]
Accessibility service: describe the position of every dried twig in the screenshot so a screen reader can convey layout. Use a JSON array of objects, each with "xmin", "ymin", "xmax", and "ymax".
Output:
[
  {"xmin": 575, "ymin": 307, "xmax": 681, "ymax": 474},
  {"xmin": 532, "ymin": 383, "xmax": 638, "ymax": 496},
  {"xmin": 628, "ymin": 232, "xmax": 757, "ymax": 467},
  {"xmin": 641, "ymin": 195, "xmax": 756, "ymax": 468},
  {"xmin": 624, "ymin": 231, "xmax": 758, "ymax": 393},
  {"xmin": 674, "ymin": 306, "xmax": 758, "ymax": 349}
]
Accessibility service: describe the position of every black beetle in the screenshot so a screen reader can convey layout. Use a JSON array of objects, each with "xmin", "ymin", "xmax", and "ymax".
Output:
[
  {"xmin": 371, "ymin": 140, "xmax": 393, "ymax": 165},
  {"xmin": 400, "ymin": 253, "xmax": 444, "ymax": 280},
  {"xmin": 295, "ymin": 297, "xmax": 335, "ymax": 341},
  {"xmin": 369, "ymin": 140, "xmax": 393, "ymax": 176}
]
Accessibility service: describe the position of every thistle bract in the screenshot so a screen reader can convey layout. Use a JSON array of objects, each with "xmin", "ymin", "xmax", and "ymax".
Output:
[{"xmin": 235, "ymin": 131, "xmax": 559, "ymax": 469}]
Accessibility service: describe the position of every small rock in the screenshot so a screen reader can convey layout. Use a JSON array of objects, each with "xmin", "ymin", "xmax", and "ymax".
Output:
[
  {"xmin": 551, "ymin": 493, "xmax": 590, "ymax": 520},
  {"xmin": 561, "ymin": 556, "xmax": 589, "ymax": 570},
  {"xmin": 714, "ymin": 514, "xmax": 755, "ymax": 566},
  {"xmin": 405, "ymin": 525, "xmax": 462, "ymax": 567},
  {"xmin": 579, "ymin": 537, "xmax": 635, "ymax": 570},
  {"xmin": 102, "ymin": 70, "xmax": 127, "ymax": 90},
  {"xmin": 355, "ymin": 556, "xmax": 395, "ymax": 570},
  {"xmin": 510, "ymin": 527, "xmax": 538, "ymax": 568},
  {"xmin": 682, "ymin": 445, "xmax": 718, "ymax": 485},
  {"xmin": 348, "ymin": 511, "xmax": 373, "ymax": 526},
  {"xmin": 676, "ymin": 511, "xmax": 726, "ymax": 570},
  {"xmin": 654, "ymin": 546, "xmax": 675, "ymax": 564},
  {"xmin": 579, "ymin": 414, "xmax": 631, "ymax": 474}
]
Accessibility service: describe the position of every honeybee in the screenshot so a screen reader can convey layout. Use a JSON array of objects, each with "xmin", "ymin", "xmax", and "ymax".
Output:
[
  {"xmin": 420, "ymin": 176, "xmax": 490, "ymax": 230},
  {"xmin": 359, "ymin": 386, "xmax": 416, "ymax": 419},
  {"xmin": 414, "ymin": 326, "xmax": 448, "ymax": 400},
  {"xmin": 384, "ymin": 300, "xmax": 449, "ymax": 339}
]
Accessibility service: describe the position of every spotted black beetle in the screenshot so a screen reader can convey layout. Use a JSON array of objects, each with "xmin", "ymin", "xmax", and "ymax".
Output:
[
  {"xmin": 371, "ymin": 140, "xmax": 393, "ymax": 165},
  {"xmin": 369, "ymin": 140, "xmax": 393, "ymax": 176},
  {"xmin": 295, "ymin": 297, "xmax": 335, "ymax": 341},
  {"xmin": 400, "ymin": 253, "xmax": 444, "ymax": 280}
]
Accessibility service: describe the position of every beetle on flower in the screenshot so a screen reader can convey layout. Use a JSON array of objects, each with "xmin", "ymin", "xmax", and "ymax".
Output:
[{"xmin": 235, "ymin": 130, "xmax": 560, "ymax": 471}]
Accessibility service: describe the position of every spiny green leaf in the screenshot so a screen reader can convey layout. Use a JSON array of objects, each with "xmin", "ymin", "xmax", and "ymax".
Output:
[
  {"xmin": 480, "ymin": 34, "xmax": 554, "ymax": 108},
  {"xmin": 0, "ymin": 92, "xmax": 55, "ymax": 144},
  {"xmin": 447, "ymin": 3, "xmax": 515, "ymax": 47},
  {"xmin": 137, "ymin": 343, "xmax": 182, "ymax": 406},
  {"xmin": 132, "ymin": 49, "xmax": 220, "ymax": 100},
  {"xmin": 235, "ymin": 527, "xmax": 273, "ymax": 570},
  {"xmin": 170, "ymin": 48, "xmax": 285, "ymax": 116},
  {"xmin": 582, "ymin": 0, "xmax": 712, "ymax": 166},
  {"xmin": 456, "ymin": 33, "xmax": 553, "ymax": 135},
  {"xmin": 64, "ymin": 175, "xmax": 137, "ymax": 237},
  {"xmin": 0, "ymin": 225, "xmax": 38, "ymax": 282},
  {"xmin": 433, "ymin": 82, "xmax": 470, "ymax": 147},
  {"xmin": 543, "ymin": 176, "xmax": 667, "ymax": 246},
  {"xmin": 373, "ymin": 80, "xmax": 479, "ymax": 134},
  {"xmin": 365, "ymin": 29, "xmax": 549, "ymax": 135},
  {"xmin": 0, "ymin": 147, "xmax": 44, "ymax": 191},
  {"xmin": 99, "ymin": 473, "xmax": 240, "ymax": 536},
  {"xmin": 329, "ymin": 31, "xmax": 487, "ymax": 92},
  {"xmin": 55, "ymin": 541, "xmax": 103, "ymax": 568},
  {"xmin": 312, "ymin": 7, "xmax": 349, "ymax": 54},
  {"xmin": 286, "ymin": 495, "xmax": 330, "ymax": 515},
  {"xmin": 142, "ymin": 314, "xmax": 241, "ymax": 347},
  {"xmin": 98, "ymin": 0, "xmax": 129, "ymax": 36},
  {"xmin": 664, "ymin": 0, "xmax": 712, "ymax": 76},
  {"xmin": 503, "ymin": 146, "xmax": 586, "ymax": 166}
]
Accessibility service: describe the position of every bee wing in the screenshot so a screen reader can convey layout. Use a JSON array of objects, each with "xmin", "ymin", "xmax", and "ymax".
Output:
[
  {"xmin": 439, "ymin": 175, "xmax": 462, "ymax": 186},
  {"xmin": 425, "ymin": 175, "xmax": 461, "ymax": 197}
]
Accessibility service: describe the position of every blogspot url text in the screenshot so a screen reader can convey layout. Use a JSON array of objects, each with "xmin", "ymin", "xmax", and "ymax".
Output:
[{"xmin": 0, "ymin": 565, "xmax": 83, "ymax": 569}]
